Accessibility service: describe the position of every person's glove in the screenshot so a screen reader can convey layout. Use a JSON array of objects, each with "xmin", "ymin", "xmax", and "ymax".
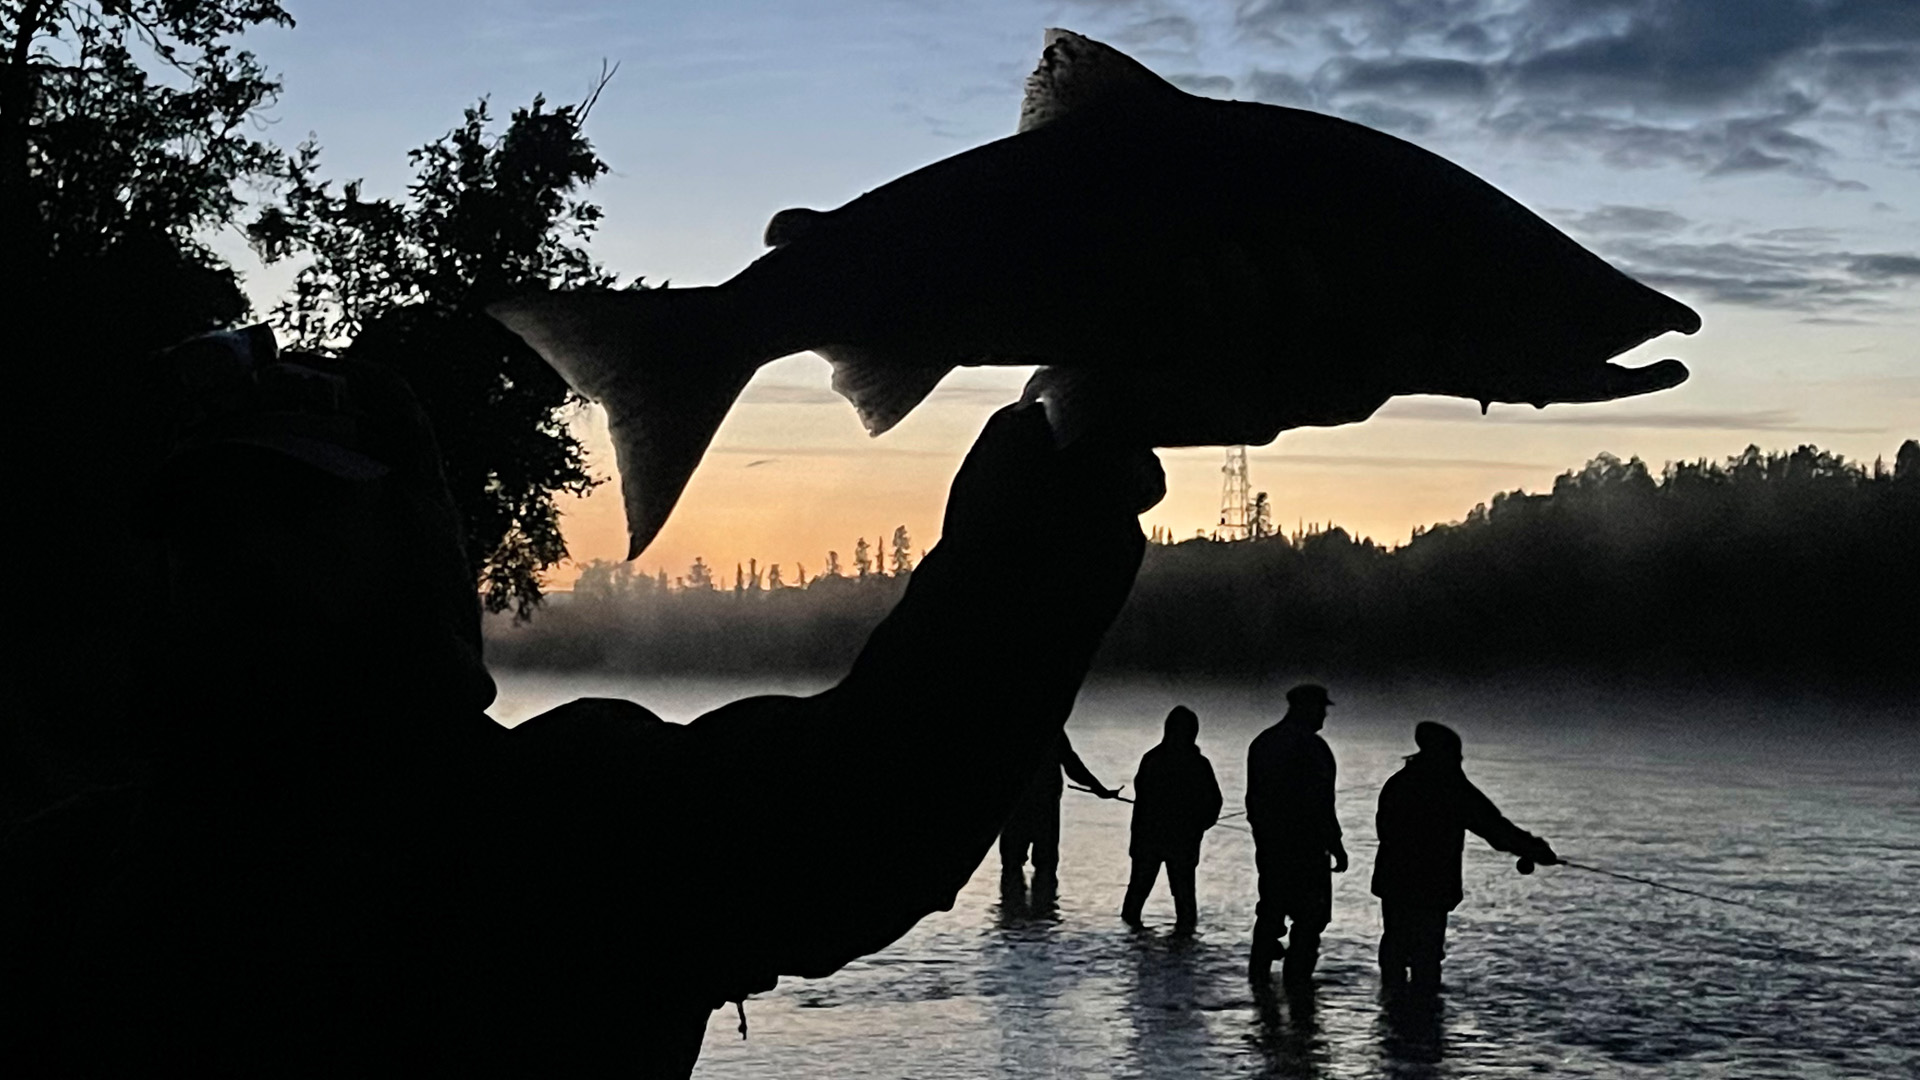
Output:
[{"xmin": 1096, "ymin": 785, "xmax": 1123, "ymax": 800}]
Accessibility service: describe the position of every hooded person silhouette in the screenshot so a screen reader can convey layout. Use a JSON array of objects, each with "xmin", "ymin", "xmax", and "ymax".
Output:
[
  {"xmin": 1370, "ymin": 721, "xmax": 1559, "ymax": 992},
  {"xmin": 1120, "ymin": 706, "xmax": 1223, "ymax": 931},
  {"xmin": 13, "ymin": 327, "xmax": 1159, "ymax": 1077}
]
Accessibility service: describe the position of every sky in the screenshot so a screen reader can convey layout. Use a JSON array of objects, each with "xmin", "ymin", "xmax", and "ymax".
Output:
[{"xmin": 221, "ymin": 0, "xmax": 1920, "ymax": 587}]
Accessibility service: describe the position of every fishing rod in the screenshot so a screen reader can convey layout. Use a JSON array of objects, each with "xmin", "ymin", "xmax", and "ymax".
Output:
[{"xmin": 1067, "ymin": 783, "xmax": 1132, "ymax": 803}]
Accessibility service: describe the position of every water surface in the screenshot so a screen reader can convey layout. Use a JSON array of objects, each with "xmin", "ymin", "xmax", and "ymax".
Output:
[{"xmin": 491, "ymin": 675, "xmax": 1920, "ymax": 1078}]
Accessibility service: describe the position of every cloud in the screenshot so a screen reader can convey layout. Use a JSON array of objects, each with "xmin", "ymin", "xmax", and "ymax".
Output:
[
  {"xmin": 739, "ymin": 383, "xmax": 841, "ymax": 406},
  {"xmin": 1378, "ymin": 399, "xmax": 1886, "ymax": 434},
  {"xmin": 1849, "ymin": 253, "xmax": 1920, "ymax": 278},
  {"xmin": 1168, "ymin": 72, "xmax": 1235, "ymax": 95},
  {"xmin": 1213, "ymin": 0, "xmax": 1920, "ymax": 184},
  {"xmin": 1593, "ymin": 230, "xmax": 1920, "ymax": 310},
  {"xmin": 1483, "ymin": 99, "xmax": 1856, "ymax": 183},
  {"xmin": 1337, "ymin": 100, "xmax": 1435, "ymax": 136},
  {"xmin": 1327, "ymin": 56, "xmax": 1492, "ymax": 100},
  {"xmin": 739, "ymin": 379, "xmax": 1019, "ymax": 408},
  {"xmin": 1113, "ymin": 14, "xmax": 1202, "ymax": 49},
  {"xmin": 710, "ymin": 444, "xmax": 958, "ymax": 461},
  {"xmin": 1246, "ymin": 68, "xmax": 1313, "ymax": 106},
  {"xmin": 1250, "ymin": 452, "xmax": 1552, "ymax": 471},
  {"xmin": 1568, "ymin": 205, "xmax": 1691, "ymax": 234}
]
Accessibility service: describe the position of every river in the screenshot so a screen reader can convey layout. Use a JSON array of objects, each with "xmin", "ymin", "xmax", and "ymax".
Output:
[{"xmin": 491, "ymin": 674, "xmax": 1920, "ymax": 1078}]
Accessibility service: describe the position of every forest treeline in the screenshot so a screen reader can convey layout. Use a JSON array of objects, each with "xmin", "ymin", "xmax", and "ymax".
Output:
[{"xmin": 486, "ymin": 440, "xmax": 1920, "ymax": 685}]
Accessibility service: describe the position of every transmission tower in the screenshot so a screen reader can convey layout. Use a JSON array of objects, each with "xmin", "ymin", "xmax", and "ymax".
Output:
[{"xmin": 1218, "ymin": 445, "xmax": 1252, "ymax": 541}]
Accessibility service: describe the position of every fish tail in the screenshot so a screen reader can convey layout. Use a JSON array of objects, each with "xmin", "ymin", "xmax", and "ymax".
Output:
[{"xmin": 489, "ymin": 286, "xmax": 766, "ymax": 559}]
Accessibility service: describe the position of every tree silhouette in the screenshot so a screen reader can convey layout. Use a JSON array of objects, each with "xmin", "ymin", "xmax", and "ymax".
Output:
[
  {"xmin": 495, "ymin": 442, "xmax": 1918, "ymax": 689},
  {"xmin": 5, "ymin": 0, "xmax": 289, "ymax": 272},
  {"xmin": 686, "ymin": 557, "xmax": 713, "ymax": 591},
  {"xmin": 890, "ymin": 526, "xmax": 914, "ymax": 575},
  {"xmin": 8, "ymin": 1, "xmax": 296, "ymax": 822},
  {"xmin": 853, "ymin": 538, "xmax": 872, "ymax": 579},
  {"xmin": 249, "ymin": 91, "xmax": 615, "ymax": 616}
]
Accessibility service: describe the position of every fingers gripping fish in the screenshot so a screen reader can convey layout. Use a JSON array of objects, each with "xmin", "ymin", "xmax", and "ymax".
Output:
[{"xmin": 490, "ymin": 29, "xmax": 1698, "ymax": 558}]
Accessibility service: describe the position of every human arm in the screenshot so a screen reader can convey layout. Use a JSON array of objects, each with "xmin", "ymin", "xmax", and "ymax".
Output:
[
  {"xmin": 1323, "ymin": 742, "xmax": 1348, "ymax": 872},
  {"xmin": 668, "ymin": 406, "xmax": 1157, "ymax": 985},
  {"xmin": 1198, "ymin": 759, "xmax": 1223, "ymax": 831},
  {"xmin": 1061, "ymin": 737, "xmax": 1120, "ymax": 798},
  {"xmin": 1461, "ymin": 776, "xmax": 1557, "ymax": 866}
]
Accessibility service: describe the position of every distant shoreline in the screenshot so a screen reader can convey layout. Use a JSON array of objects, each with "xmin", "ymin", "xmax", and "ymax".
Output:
[{"xmin": 491, "ymin": 442, "xmax": 1918, "ymax": 692}]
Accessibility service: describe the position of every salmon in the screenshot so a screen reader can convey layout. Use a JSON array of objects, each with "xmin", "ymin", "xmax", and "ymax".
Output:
[{"xmin": 491, "ymin": 29, "xmax": 1697, "ymax": 557}]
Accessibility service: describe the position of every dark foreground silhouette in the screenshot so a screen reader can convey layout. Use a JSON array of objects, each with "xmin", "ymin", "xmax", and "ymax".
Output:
[{"xmin": 3, "ymin": 334, "xmax": 1157, "ymax": 1075}]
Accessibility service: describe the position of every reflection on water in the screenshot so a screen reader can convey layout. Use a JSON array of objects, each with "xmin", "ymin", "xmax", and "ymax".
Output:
[
  {"xmin": 1373, "ymin": 992, "xmax": 1445, "ymax": 1076},
  {"xmin": 491, "ymin": 675, "xmax": 1920, "ymax": 1078}
]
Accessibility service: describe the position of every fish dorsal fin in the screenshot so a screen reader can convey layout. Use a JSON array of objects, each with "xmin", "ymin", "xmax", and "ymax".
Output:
[
  {"xmin": 1019, "ymin": 28, "xmax": 1182, "ymax": 133},
  {"xmin": 817, "ymin": 344, "xmax": 954, "ymax": 436},
  {"xmin": 765, "ymin": 207, "xmax": 827, "ymax": 248}
]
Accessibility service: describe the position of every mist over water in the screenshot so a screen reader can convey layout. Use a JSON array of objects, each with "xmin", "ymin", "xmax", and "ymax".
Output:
[{"xmin": 491, "ymin": 674, "xmax": 1920, "ymax": 1078}]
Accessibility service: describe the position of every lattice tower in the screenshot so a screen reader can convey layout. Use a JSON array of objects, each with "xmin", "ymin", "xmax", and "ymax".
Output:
[{"xmin": 1218, "ymin": 445, "xmax": 1252, "ymax": 541}]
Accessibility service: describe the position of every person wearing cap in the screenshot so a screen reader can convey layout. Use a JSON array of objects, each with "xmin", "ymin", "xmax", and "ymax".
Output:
[
  {"xmin": 1121, "ymin": 706, "xmax": 1223, "ymax": 932},
  {"xmin": 1370, "ymin": 721, "xmax": 1559, "ymax": 992},
  {"xmin": 1245, "ymin": 683, "xmax": 1348, "ymax": 991}
]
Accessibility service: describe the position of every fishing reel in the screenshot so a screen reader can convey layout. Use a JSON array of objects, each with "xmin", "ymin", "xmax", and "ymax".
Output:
[{"xmin": 1515, "ymin": 857, "xmax": 1535, "ymax": 875}]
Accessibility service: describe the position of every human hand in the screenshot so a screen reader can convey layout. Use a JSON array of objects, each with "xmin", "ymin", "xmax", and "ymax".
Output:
[{"xmin": 1330, "ymin": 843, "xmax": 1349, "ymax": 874}]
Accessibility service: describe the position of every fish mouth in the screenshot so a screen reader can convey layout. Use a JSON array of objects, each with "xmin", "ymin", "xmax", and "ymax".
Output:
[{"xmin": 1502, "ymin": 356, "xmax": 1691, "ymax": 408}]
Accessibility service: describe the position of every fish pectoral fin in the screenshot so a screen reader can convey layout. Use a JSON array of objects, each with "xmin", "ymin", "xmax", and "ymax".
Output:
[
  {"xmin": 1019, "ymin": 29, "xmax": 1184, "ymax": 133},
  {"xmin": 820, "ymin": 345, "xmax": 954, "ymax": 436},
  {"xmin": 765, "ymin": 207, "xmax": 828, "ymax": 248}
]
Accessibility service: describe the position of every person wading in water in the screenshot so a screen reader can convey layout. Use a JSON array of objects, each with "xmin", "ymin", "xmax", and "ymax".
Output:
[
  {"xmin": 1245, "ymin": 684, "xmax": 1347, "ymax": 993},
  {"xmin": 1000, "ymin": 733, "xmax": 1121, "ymax": 903},
  {"xmin": 1370, "ymin": 721, "xmax": 1559, "ymax": 992},
  {"xmin": 1120, "ymin": 706, "xmax": 1222, "ymax": 932}
]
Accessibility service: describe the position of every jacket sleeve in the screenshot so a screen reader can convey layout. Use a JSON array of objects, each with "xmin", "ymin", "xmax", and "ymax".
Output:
[
  {"xmin": 1321, "ymin": 745, "xmax": 1344, "ymax": 847},
  {"xmin": 1459, "ymin": 776, "xmax": 1546, "ymax": 858},
  {"xmin": 1059, "ymin": 737, "xmax": 1106, "ymax": 792}
]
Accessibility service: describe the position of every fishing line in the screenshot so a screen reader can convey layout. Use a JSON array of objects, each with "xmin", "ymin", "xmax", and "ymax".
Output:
[
  {"xmin": 1554, "ymin": 859, "xmax": 1864, "ymax": 934},
  {"xmin": 1069, "ymin": 784, "xmax": 1262, "ymax": 833}
]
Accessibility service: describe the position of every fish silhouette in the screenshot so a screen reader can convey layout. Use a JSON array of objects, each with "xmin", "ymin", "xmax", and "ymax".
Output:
[{"xmin": 491, "ymin": 29, "xmax": 1698, "ymax": 557}]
